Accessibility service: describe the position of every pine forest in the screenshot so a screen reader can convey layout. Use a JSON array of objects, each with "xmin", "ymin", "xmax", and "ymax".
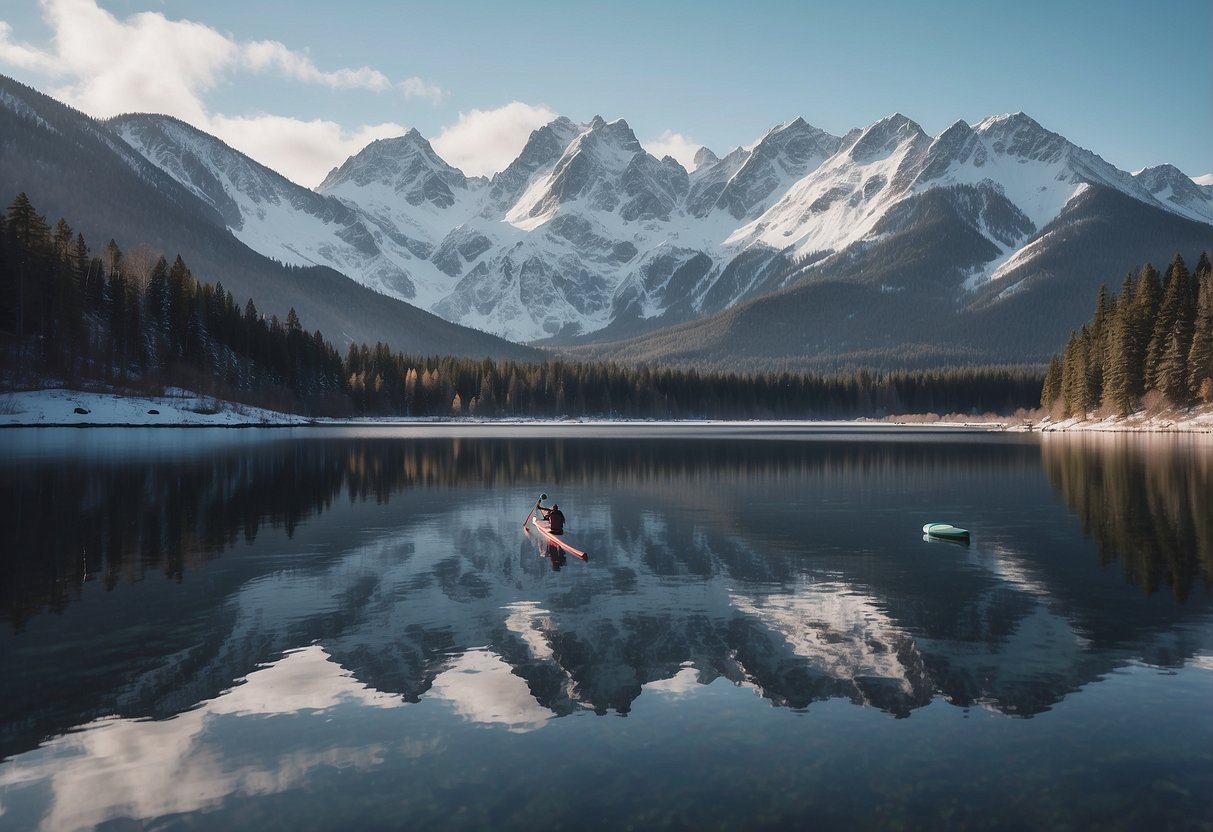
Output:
[
  {"xmin": 3, "ymin": 192, "xmax": 1049, "ymax": 420},
  {"xmin": 1040, "ymin": 252, "xmax": 1213, "ymax": 418}
]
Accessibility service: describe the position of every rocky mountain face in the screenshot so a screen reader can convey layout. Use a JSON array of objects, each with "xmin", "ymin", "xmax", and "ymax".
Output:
[
  {"xmin": 8, "ymin": 70, "xmax": 1210, "ymax": 367},
  {"xmin": 113, "ymin": 101, "xmax": 1211, "ymax": 363},
  {"xmin": 1133, "ymin": 164, "xmax": 1213, "ymax": 225}
]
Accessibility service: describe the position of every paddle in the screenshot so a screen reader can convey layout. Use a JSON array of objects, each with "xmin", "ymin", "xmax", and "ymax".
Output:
[{"xmin": 523, "ymin": 493, "xmax": 547, "ymax": 529}]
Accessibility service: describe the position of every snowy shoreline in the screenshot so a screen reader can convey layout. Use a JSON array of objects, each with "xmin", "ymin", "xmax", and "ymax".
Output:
[
  {"xmin": 2, "ymin": 388, "xmax": 1211, "ymax": 432},
  {"xmin": 0, "ymin": 388, "xmax": 308, "ymax": 427}
]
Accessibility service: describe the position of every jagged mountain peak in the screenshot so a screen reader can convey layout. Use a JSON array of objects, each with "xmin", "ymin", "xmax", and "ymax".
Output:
[
  {"xmin": 578, "ymin": 115, "xmax": 643, "ymax": 152},
  {"xmin": 484, "ymin": 116, "xmax": 583, "ymax": 212},
  {"xmin": 974, "ymin": 110, "xmax": 1044, "ymax": 133},
  {"xmin": 687, "ymin": 117, "xmax": 841, "ymax": 221},
  {"xmin": 505, "ymin": 115, "xmax": 673, "ymax": 227},
  {"xmin": 942, "ymin": 118, "xmax": 973, "ymax": 135},
  {"xmin": 1134, "ymin": 163, "xmax": 1213, "ymax": 225},
  {"xmin": 915, "ymin": 119, "xmax": 984, "ymax": 182},
  {"xmin": 844, "ymin": 113, "xmax": 928, "ymax": 162},
  {"xmin": 972, "ymin": 111, "xmax": 1069, "ymax": 163},
  {"xmin": 523, "ymin": 115, "xmax": 581, "ymax": 152},
  {"xmin": 758, "ymin": 116, "xmax": 831, "ymax": 146},
  {"xmin": 929, "ymin": 119, "xmax": 977, "ymax": 150},
  {"xmin": 1136, "ymin": 163, "xmax": 1193, "ymax": 185},
  {"xmin": 692, "ymin": 146, "xmax": 720, "ymax": 170},
  {"xmin": 317, "ymin": 128, "xmax": 465, "ymax": 193}
]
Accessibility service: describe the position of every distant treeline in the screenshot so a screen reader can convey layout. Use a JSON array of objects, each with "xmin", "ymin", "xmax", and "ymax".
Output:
[
  {"xmin": 1041, "ymin": 252, "xmax": 1213, "ymax": 417},
  {"xmin": 0, "ymin": 193, "xmax": 1041, "ymax": 419}
]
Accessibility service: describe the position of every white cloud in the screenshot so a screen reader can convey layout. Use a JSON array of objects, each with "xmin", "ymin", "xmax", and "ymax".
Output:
[
  {"xmin": 0, "ymin": 21, "xmax": 60, "ymax": 73},
  {"xmin": 4, "ymin": 0, "xmax": 238, "ymax": 124},
  {"xmin": 399, "ymin": 76, "xmax": 447, "ymax": 105},
  {"xmin": 209, "ymin": 114, "xmax": 408, "ymax": 188},
  {"xmin": 642, "ymin": 130, "xmax": 704, "ymax": 170},
  {"xmin": 242, "ymin": 39, "xmax": 392, "ymax": 91},
  {"xmin": 432, "ymin": 101, "xmax": 558, "ymax": 177},
  {"xmin": 0, "ymin": 0, "xmax": 444, "ymax": 185}
]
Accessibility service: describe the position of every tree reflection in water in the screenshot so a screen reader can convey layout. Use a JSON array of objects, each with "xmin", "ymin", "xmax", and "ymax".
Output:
[{"xmin": 1041, "ymin": 433, "xmax": 1213, "ymax": 602}]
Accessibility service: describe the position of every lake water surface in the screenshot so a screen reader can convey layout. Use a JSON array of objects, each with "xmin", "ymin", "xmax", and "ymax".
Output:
[{"xmin": 1, "ymin": 425, "xmax": 1211, "ymax": 831}]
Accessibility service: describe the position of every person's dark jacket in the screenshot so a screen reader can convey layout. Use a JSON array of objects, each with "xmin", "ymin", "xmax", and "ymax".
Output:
[{"xmin": 543, "ymin": 506, "xmax": 565, "ymax": 534}]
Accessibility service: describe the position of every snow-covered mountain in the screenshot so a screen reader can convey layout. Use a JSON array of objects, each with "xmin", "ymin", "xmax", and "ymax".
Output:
[
  {"xmin": 732, "ymin": 112, "xmax": 1169, "ymax": 286},
  {"xmin": 101, "ymin": 101, "xmax": 1213, "ymax": 358},
  {"xmin": 111, "ymin": 115, "xmax": 422, "ymax": 300},
  {"xmin": 1134, "ymin": 164, "xmax": 1213, "ymax": 226},
  {"xmin": 0, "ymin": 83, "xmax": 1154, "ymax": 366}
]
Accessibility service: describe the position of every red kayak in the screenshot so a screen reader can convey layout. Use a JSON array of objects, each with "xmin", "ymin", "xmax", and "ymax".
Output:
[{"xmin": 529, "ymin": 515, "xmax": 588, "ymax": 560}]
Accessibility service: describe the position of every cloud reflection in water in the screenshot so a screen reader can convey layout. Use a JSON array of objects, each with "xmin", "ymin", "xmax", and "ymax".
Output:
[{"xmin": 0, "ymin": 646, "xmax": 401, "ymax": 832}]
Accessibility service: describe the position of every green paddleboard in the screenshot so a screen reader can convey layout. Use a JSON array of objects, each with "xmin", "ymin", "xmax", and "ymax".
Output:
[{"xmin": 923, "ymin": 522, "xmax": 970, "ymax": 541}]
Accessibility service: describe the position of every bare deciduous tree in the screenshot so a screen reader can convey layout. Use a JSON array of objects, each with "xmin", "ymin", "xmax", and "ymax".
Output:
[{"xmin": 123, "ymin": 243, "xmax": 162, "ymax": 291}]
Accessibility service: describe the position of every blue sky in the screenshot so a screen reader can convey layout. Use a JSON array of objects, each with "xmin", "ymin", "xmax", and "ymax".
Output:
[{"xmin": 1, "ymin": 0, "xmax": 1209, "ymax": 186}]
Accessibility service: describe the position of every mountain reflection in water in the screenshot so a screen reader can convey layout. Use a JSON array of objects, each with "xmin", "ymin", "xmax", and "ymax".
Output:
[{"xmin": 2, "ymin": 428, "xmax": 1212, "ymax": 767}]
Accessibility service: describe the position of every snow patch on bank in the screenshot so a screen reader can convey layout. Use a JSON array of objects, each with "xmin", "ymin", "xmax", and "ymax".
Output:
[
  {"xmin": 1030, "ymin": 405, "xmax": 1213, "ymax": 433},
  {"xmin": 0, "ymin": 389, "xmax": 307, "ymax": 426}
]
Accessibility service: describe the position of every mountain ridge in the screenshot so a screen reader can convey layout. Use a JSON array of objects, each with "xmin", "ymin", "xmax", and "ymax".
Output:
[{"xmin": 6, "ymin": 72, "xmax": 1210, "ymax": 369}]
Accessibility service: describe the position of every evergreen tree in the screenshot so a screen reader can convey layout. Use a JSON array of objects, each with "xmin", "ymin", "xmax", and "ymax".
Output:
[
  {"xmin": 1146, "ymin": 256, "xmax": 1193, "ymax": 388},
  {"xmin": 1156, "ymin": 330, "xmax": 1190, "ymax": 404},
  {"xmin": 6, "ymin": 193, "xmax": 51, "ymax": 338},
  {"xmin": 1085, "ymin": 285, "xmax": 1111, "ymax": 407},
  {"xmin": 1125, "ymin": 263, "xmax": 1160, "ymax": 400},
  {"xmin": 1060, "ymin": 331, "xmax": 1081, "ymax": 417},
  {"xmin": 1040, "ymin": 354, "xmax": 1062, "ymax": 410},
  {"xmin": 1103, "ymin": 311, "xmax": 1139, "ymax": 416},
  {"xmin": 1188, "ymin": 271, "xmax": 1213, "ymax": 400}
]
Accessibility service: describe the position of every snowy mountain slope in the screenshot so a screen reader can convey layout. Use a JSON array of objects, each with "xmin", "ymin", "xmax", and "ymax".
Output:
[
  {"xmin": 429, "ymin": 116, "xmax": 713, "ymax": 340},
  {"xmin": 711, "ymin": 111, "xmax": 1211, "ymax": 327},
  {"xmin": 735, "ymin": 113, "xmax": 1169, "ymax": 276},
  {"xmin": 729, "ymin": 113, "xmax": 932, "ymax": 260},
  {"xmin": 318, "ymin": 130, "xmax": 487, "ymax": 248},
  {"xmin": 83, "ymin": 84, "xmax": 1212, "ymax": 361},
  {"xmin": 1134, "ymin": 164, "xmax": 1213, "ymax": 225},
  {"xmin": 483, "ymin": 116, "xmax": 581, "ymax": 214},
  {"xmin": 698, "ymin": 118, "xmax": 842, "ymax": 222},
  {"xmin": 111, "ymin": 114, "xmax": 422, "ymax": 300},
  {"xmin": 564, "ymin": 183, "xmax": 1213, "ymax": 371}
]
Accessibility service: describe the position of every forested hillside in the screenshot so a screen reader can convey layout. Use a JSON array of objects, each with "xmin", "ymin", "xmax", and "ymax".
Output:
[
  {"xmin": 0, "ymin": 194, "xmax": 1041, "ymax": 419},
  {"xmin": 1041, "ymin": 252, "xmax": 1213, "ymax": 416}
]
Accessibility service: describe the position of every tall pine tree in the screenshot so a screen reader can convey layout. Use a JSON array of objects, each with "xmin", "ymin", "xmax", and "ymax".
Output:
[{"xmin": 1188, "ymin": 270, "xmax": 1213, "ymax": 401}]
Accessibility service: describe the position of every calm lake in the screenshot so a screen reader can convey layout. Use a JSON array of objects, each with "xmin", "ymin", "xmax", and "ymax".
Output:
[{"xmin": 1, "ymin": 425, "xmax": 1211, "ymax": 831}]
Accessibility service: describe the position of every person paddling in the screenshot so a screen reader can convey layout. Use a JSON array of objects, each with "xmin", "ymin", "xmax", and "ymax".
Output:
[{"xmin": 539, "ymin": 502, "xmax": 565, "ymax": 535}]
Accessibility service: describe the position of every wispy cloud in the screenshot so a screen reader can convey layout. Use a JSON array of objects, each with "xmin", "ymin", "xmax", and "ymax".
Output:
[
  {"xmin": 0, "ymin": 21, "xmax": 60, "ymax": 73},
  {"xmin": 399, "ymin": 76, "xmax": 447, "ymax": 105},
  {"xmin": 0, "ymin": 0, "xmax": 445, "ymax": 184},
  {"xmin": 241, "ymin": 40, "xmax": 393, "ymax": 91}
]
